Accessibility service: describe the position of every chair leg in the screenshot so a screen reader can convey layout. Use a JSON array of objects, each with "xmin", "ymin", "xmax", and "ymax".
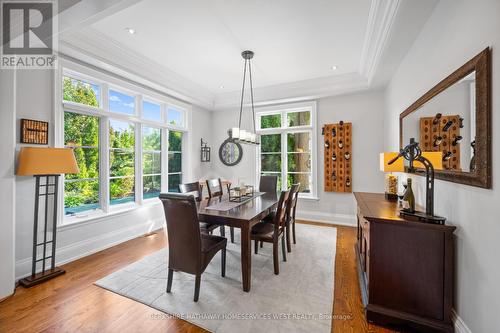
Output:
[
  {"xmin": 230, "ymin": 227, "xmax": 234, "ymax": 243},
  {"xmin": 292, "ymin": 221, "xmax": 296, "ymax": 244},
  {"xmin": 220, "ymin": 226, "xmax": 225, "ymax": 237},
  {"xmin": 194, "ymin": 274, "xmax": 201, "ymax": 302},
  {"xmin": 254, "ymin": 239, "xmax": 258, "ymax": 254},
  {"xmin": 166, "ymin": 268, "xmax": 173, "ymax": 293},
  {"xmin": 221, "ymin": 249, "xmax": 226, "ymax": 277},
  {"xmin": 286, "ymin": 223, "xmax": 292, "ymax": 253},
  {"xmin": 273, "ymin": 240, "xmax": 279, "ymax": 275},
  {"xmin": 260, "ymin": 241, "xmax": 263, "ymax": 248},
  {"xmin": 282, "ymin": 235, "xmax": 287, "ymax": 262}
]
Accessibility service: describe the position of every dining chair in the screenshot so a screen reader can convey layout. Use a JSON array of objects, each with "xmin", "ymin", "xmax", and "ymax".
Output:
[
  {"xmin": 260, "ymin": 183, "xmax": 300, "ymax": 252},
  {"xmin": 251, "ymin": 190, "xmax": 290, "ymax": 275},
  {"xmin": 206, "ymin": 178, "xmax": 234, "ymax": 243},
  {"xmin": 259, "ymin": 175, "xmax": 278, "ymax": 193},
  {"xmin": 179, "ymin": 182, "xmax": 223, "ymax": 236},
  {"xmin": 160, "ymin": 193, "xmax": 227, "ymax": 302}
]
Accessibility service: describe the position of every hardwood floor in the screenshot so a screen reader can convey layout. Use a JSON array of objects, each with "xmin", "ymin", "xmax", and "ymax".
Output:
[{"xmin": 0, "ymin": 222, "xmax": 399, "ymax": 333}]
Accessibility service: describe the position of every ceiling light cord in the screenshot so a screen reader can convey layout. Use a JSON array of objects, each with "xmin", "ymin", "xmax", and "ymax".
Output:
[
  {"xmin": 249, "ymin": 59, "xmax": 256, "ymax": 133},
  {"xmin": 238, "ymin": 58, "xmax": 248, "ymax": 130}
]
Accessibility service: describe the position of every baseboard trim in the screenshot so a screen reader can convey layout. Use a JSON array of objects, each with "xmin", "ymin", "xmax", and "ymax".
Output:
[
  {"xmin": 15, "ymin": 218, "xmax": 165, "ymax": 281},
  {"xmin": 452, "ymin": 309, "xmax": 471, "ymax": 333},
  {"xmin": 296, "ymin": 210, "xmax": 356, "ymax": 227}
]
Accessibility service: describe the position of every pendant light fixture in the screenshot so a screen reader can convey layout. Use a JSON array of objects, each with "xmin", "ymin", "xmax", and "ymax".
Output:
[{"xmin": 228, "ymin": 50, "xmax": 259, "ymax": 145}]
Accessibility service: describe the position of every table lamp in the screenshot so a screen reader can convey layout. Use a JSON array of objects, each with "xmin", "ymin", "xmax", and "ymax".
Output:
[
  {"xmin": 388, "ymin": 138, "xmax": 445, "ymax": 225},
  {"xmin": 380, "ymin": 152, "xmax": 404, "ymax": 201},
  {"xmin": 17, "ymin": 147, "xmax": 79, "ymax": 287}
]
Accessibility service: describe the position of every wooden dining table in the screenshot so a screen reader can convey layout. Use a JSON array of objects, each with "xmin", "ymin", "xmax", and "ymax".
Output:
[{"xmin": 197, "ymin": 192, "xmax": 279, "ymax": 292}]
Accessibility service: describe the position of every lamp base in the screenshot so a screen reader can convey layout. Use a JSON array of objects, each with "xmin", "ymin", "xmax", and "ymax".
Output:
[
  {"xmin": 384, "ymin": 192, "xmax": 399, "ymax": 201},
  {"xmin": 400, "ymin": 210, "xmax": 446, "ymax": 225},
  {"xmin": 19, "ymin": 267, "xmax": 65, "ymax": 288}
]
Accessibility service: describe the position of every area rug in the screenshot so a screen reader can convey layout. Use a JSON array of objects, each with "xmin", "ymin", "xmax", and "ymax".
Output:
[{"xmin": 95, "ymin": 224, "xmax": 337, "ymax": 333}]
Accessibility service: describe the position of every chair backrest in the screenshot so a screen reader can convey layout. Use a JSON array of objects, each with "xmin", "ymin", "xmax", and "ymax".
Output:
[
  {"xmin": 272, "ymin": 190, "xmax": 290, "ymax": 229},
  {"xmin": 286, "ymin": 183, "xmax": 300, "ymax": 221},
  {"xmin": 259, "ymin": 175, "xmax": 278, "ymax": 193},
  {"xmin": 159, "ymin": 193, "xmax": 201, "ymax": 274},
  {"xmin": 290, "ymin": 183, "xmax": 301, "ymax": 221},
  {"xmin": 179, "ymin": 182, "xmax": 203, "ymax": 201},
  {"xmin": 206, "ymin": 178, "xmax": 223, "ymax": 198}
]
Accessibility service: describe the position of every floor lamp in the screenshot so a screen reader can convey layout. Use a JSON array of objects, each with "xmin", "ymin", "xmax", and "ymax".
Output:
[{"xmin": 16, "ymin": 147, "xmax": 79, "ymax": 287}]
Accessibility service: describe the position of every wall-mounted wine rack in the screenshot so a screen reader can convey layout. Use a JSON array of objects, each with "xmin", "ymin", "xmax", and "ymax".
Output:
[
  {"xmin": 420, "ymin": 114, "xmax": 462, "ymax": 171},
  {"xmin": 322, "ymin": 121, "xmax": 352, "ymax": 192}
]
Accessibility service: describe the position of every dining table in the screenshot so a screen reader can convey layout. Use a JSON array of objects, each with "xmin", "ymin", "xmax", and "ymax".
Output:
[{"xmin": 197, "ymin": 192, "xmax": 279, "ymax": 292}]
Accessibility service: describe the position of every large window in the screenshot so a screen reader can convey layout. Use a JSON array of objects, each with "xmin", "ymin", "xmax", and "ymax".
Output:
[
  {"xmin": 142, "ymin": 126, "xmax": 161, "ymax": 199},
  {"xmin": 64, "ymin": 112, "xmax": 100, "ymax": 215},
  {"xmin": 61, "ymin": 64, "xmax": 188, "ymax": 222},
  {"xmin": 168, "ymin": 130, "xmax": 183, "ymax": 192},
  {"xmin": 257, "ymin": 103, "xmax": 316, "ymax": 197}
]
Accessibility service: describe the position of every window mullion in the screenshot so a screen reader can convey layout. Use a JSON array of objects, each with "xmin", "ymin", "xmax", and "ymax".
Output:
[
  {"xmin": 136, "ymin": 122, "xmax": 143, "ymax": 205},
  {"xmin": 281, "ymin": 131, "xmax": 287, "ymax": 191},
  {"xmin": 101, "ymin": 116, "xmax": 110, "ymax": 213},
  {"xmin": 161, "ymin": 128, "xmax": 168, "ymax": 193}
]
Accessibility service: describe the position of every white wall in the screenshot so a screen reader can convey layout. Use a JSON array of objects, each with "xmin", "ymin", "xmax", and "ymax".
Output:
[
  {"xmin": 13, "ymin": 67, "xmax": 215, "ymax": 279},
  {"xmin": 211, "ymin": 91, "xmax": 385, "ymax": 225},
  {"xmin": 0, "ymin": 69, "xmax": 16, "ymax": 298},
  {"xmin": 299, "ymin": 91, "xmax": 385, "ymax": 224},
  {"xmin": 211, "ymin": 108, "xmax": 258, "ymax": 187},
  {"xmin": 384, "ymin": 0, "xmax": 500, "ymax": 331}
]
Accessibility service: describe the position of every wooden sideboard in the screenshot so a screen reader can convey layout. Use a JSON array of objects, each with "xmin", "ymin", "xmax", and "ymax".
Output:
[{"xmin": 354, "ymin": 192, "xmax": 456, "ymax": 332}]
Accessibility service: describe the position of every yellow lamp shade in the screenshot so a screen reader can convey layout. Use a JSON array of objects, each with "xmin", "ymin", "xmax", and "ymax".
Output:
[
  {"xmin": 414, "ymin": 151, "xmax": 443, "ymax": 170},
  {"xmin": 380, "ymin": 152, "xmax": 404, "ymax": 172},
  {"xmin": 17, "ymin": 147, "xmax": 79, "ymax": 176}
]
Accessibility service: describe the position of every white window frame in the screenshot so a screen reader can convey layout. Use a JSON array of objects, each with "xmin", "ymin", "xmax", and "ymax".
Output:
[
  {"xmin": 256, "ymin": 101, "xmax": 318, "ymax": 199},
  {"xmin": 56, "ymin": 58, "xmax": 191, "ymax": 226}
]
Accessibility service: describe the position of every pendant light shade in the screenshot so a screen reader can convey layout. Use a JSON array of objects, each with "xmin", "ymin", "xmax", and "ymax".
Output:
[{"xmin": 227, "ymin": 50, "xmax": 259, "ymax": 145}]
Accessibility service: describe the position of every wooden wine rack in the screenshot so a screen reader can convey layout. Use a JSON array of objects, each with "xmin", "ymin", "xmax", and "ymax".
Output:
[
  {"xmin": 323, "ymin": 121, "xmax": 352, "ymax": 192},
  {"xmin": 420, "ymin": 115, "xmax": 461, "ymax": 170}
]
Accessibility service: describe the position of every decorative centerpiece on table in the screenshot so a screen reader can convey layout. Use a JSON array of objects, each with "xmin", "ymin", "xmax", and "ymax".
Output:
[{"xmin": 229, "ymin": 183, "xmax": 255, "ymax": 202}]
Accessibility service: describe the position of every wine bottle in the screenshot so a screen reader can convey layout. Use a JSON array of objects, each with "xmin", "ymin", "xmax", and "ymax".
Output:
[
  {"xmin": 433, "ymin": 136, "xmax": 443, "ymax": 147},
  {"xmin": 346, "ymin": 177, "xmax": 351, "ymax": 187},
  {"xmin": 452, "ymin": 135, "xmax": 463, "ymax": 146},
  {"xmin": 443, "ymin": 151, "xmax": 452, "ymax": 161},
  {"xmin": 344, "ymin": 152, "xmax": 351, "ymax": 160},
  {"xmin": 402, "ymin": 179, "xmax": 415, "ymax": 213},
  {"xmin": 442, "ymin": 120, "xmax": 453, "ymax": 132},
  {"xmin": 332, "ymin": 153, "xmax": 337, "ymax": 161},
  {"xmin": 331, "ymin": 128, "xmax": 336, "ymax": 137},
  {"xmin": 332, "ymin": 171, "xmax": 337, "ymax": 181},
  {"xmin": 459, "ymin": 117, "xmax": 464, "ymax": 128},
  {"xmin": 432, "ymin": 113, "xmax": 442, "ymax": 125},
  {"xmin": 338, "ymin": 140, "xmax": 343, "ymax": 149},
  {"xmin": 324, "ymin": 140, "xmax": 330, "ymax": 148}
]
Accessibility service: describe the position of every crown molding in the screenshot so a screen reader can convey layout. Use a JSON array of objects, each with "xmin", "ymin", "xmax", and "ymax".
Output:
[
  {"xmin": 359, "ymin": 0, "xmax": 401, "ymax": 85},
  {"xmin": 59, "ymin": 0, "xmax": 400, "ymax": 110},
  {"xmin": 59, "ymin": 28, "xmax": 215, "ymax": 110}
]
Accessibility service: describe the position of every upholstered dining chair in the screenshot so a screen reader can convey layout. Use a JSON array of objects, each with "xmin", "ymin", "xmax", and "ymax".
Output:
[
  {"xmin": 160, "ymin": 193, "xmax": 227, "ymax": 302},
  {"xmin": 179, "ymin": 182, "xmax": 223, "ymax": 236},
  {"xmin": 259, "ymin": 175, "xmax": 278, "ymax": 193},
  {"xmin": 260, "ymin": 183, "xmax": 300, "ymax": 252},
  {"xmin": 251, "ymin": 190, "xmax": 290, "ymax": 275},
  {"xmin": 206, "ymin": 178, "xmax": 234, "ymax": 243}
]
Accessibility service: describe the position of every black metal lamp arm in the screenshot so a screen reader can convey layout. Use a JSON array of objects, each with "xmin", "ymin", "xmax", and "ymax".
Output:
[{"xmin": 415, "ymin": 155, "xmax": 435, "ymax": 216}]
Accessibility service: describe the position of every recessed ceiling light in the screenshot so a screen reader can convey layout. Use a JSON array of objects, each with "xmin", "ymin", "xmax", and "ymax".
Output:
[
  {"xmin": 125, "ymin": 27, "xmax": 136, "ymax": 35},
  {"xmin": 331, "ymin": 65, "xmax": 338, "ymax": 71},
  {"xmin": 219, "ymin": 85, "xmax": 225, "ymax": 89}
]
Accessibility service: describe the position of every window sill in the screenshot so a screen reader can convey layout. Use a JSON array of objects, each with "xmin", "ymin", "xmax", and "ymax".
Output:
[
  {"xmin": 298, "ymin": 195, "xmax": 319, "ymax": 201},
  {"xmin": 59, "ymin": 201, "xmax": 161, "ymax": 231}
]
